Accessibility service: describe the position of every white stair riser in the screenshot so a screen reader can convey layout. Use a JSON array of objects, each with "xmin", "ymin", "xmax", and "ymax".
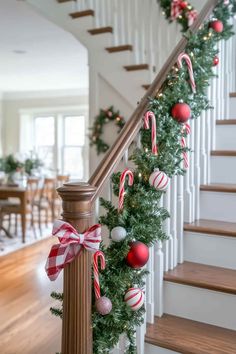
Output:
[
  {"xmin": 200, "ymin": 191, "xmax": 236, "ymax": 222},
  {"xmin": 184, "ymin": 231, "xmax": 236, "ymax": 269},
  {"xmin": 210, "ymin": 156, "xmax": 236, "ymax": 184},
  {"xmin": 164, "ymin": 282, "xmax": 236, "ymax": 330},
  {"xmin": 215, "ymin": 125, "xmax": 236, "ymax": 150},
  {"xmin": 145, "ymin": 343, "xmax": 179, "ymax": 354},
  {"xmin": 229, "ymin": 97, "xmax": 236, "ymax": 118}
]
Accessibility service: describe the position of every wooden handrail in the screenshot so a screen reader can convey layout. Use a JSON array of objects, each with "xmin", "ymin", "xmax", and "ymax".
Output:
[{"xmin": 89, "ymin": 0, "xmax": 219, "ymax": 200}]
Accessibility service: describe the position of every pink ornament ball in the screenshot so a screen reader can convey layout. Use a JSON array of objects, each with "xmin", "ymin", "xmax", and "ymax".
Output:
[
  {"xmin": 209, "ymin": 20, "xmax": 224, "ymax": 33},
  {"xmin": 171, "ymin": 103, "xmax": 191, "ymax": 123},
  {"xmin": 95, "ymin": 296, "xmax": 112, "ymax": 315},
  {"xmin": 149, "ymin": 169, "xmax": 170, "ymax": 191},
  {"xmin": 124, "ymin": 288, "xmax": 144, "ymax": 311},
  {"xmin": 126, "ymin": 241, "xmax": 149, "ymax": 269}
]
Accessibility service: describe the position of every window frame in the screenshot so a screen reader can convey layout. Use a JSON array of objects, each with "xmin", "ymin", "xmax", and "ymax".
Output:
[{"xmin": 19, "ymin": 105, "xmax": 89, "ymax": 181}]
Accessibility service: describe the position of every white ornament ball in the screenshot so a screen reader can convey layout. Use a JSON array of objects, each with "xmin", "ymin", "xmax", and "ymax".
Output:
[
  {"xmin": 149, "ymin": 169, "xmax": 170, "ymax": 191},
  {"xmin": 124, "ymin": 287, "xmax": 144, "ymax": 311},
  {"xmin": 111, "ymin": 226, "xmax": 127, "ymax": 242}
]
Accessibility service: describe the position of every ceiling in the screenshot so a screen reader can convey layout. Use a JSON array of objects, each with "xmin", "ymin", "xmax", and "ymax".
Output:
[{"xmin": 0, "ymin": 0, "xmax": 88, "ymax": 93}]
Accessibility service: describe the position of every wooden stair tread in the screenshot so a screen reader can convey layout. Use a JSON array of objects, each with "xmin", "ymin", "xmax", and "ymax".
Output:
[
  {"xmin": 230, "ymin": 92, "xmax": 236, "ymax": 98},
  {"xmin": 106, "ymin": 45, "xmax": 132, "ymax": 53},
  {"xmin": 164, "ymin": 261, "xmax": 236, "ymax": 295},
  {"xmin": 216, "ymin": 119, "xmax": 236, "ymax": 125},
  {"xmin": 145, "ymin": 314, "xmax": 236, "ymax": 354},
  {"xmin": 124, "ymin": 64, "xmax": 149, "ymax": 71},
  {"xmin": 184, "ymin": 219, "xmax": 236, "ymax": 237},
  {"xmin": 57, "ymin": 0, "xmax": 75, "ymax": 3},
  {"xmin": 211, "ymin": 150, "xmax": 236, "ymax": 156},
  {"xmin": 142, "ymin": 84, "xmax": 151, "ymax": 90},
  {"xmin": 200, "ymin": 184, "xmax": 236, "ymax": 193},
  {"xmin": 70, "ymin": 10, "xmax": 94, "ymax": 18},
  {"xmin": 88, "ymin": 27, "xmax": 113, "ymax": 35}
]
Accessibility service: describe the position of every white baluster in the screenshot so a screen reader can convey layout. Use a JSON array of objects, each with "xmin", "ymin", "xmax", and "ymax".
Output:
[
  {"xmin": 189, "ymin": 118, "xmax": 195, "ymax": 222},
  {"xmin": 177, "ymin": 175, "xmax": 184, "ymax": 263},
  {"xmin": 200, "ymin": 110, "xmax": 207, "ymax": 185},
  {"xmin": 162, "ymin": 193, "xmax": 169, "ymax": 271},
  {"xmin": 154, "ymin": 240, "xmax": 164, "ymax": 317},
  {"xmin": 95, "ymin": 197, "xmax": 100, "ymax": 223},
  {"xmin": 112, "ymin": 0, "xmax": 119, "ymax": 46},
  {"xmin": 194, "ymin": 107, "xmax": 201, "ymax": 220},
  {"xmin": 123, "ymin": 148, "xmax": 129, "ymax": 167},
  {"xmin": 170, "ymin": 175, "xmax": 178, "ymax": 267},
  {"xmin": 136, "ymin": 323, "xmax": 145, "ymax": 354},
  {"xmin": 184, "ymin": 144, "xmax": 192, "ymax": 223},
  {"xmin": 146, "ymin": 246, "xmax": 154, "ymax": 323}
]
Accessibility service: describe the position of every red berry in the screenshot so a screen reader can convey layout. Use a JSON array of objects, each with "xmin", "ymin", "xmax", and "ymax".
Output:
[
  {"xmin": 171, "ymin": 103, "xmax": 191, "ymax": 123},
  {"xmin": 209, "ymin": 20, "xmax": 224, "ymax": 33}
]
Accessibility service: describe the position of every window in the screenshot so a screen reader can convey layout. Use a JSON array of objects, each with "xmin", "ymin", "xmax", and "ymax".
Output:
[
  {"xmin": 32, "ymin": 109, "xmax": 88, "ymax": 180},
  {"xmin": 62, "ymin": 116, "xmax": 85, "ymax": 179},
  {"xmin": 34, "ymin": 116, "xmax": 55, "ymax": 170}
]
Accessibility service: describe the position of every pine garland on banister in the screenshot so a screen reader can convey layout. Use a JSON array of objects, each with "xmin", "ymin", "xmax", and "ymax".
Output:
[{"xmin": 50, "ymin": 1, "xmax": 236, "ymax": 353}]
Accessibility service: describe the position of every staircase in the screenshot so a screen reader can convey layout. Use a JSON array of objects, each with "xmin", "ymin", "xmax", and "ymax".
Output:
[
  {"xmin": 25, "ymin": 0, "xmax": 236, "ymax": 353},
  {"xmin": 145, "ymin": 95, "xmax": 236, "ymax": 353},
  {"xmin": 26, "ymin": 0, "xmax": 181, "ymax": 107}
]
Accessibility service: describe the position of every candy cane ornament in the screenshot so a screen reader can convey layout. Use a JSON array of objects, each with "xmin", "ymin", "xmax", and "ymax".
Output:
[
  {"xmin": 93, "ymin": 250, "xmax": 112, "ymax": 315},
  {"xmin": 177, "ymin": 52, "xmax": 196, "ymax": 93},
  {"xmin": 144, "ymin": 111, "xmax": 158, "ymax": 155},
  {"xmin": 118, "ymin": 168, "xmax": 134, "ymax": 211}
]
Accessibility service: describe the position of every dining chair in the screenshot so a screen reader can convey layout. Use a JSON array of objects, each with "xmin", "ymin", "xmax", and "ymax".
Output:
[
  {"xmin": 0, "ymin": 177, "xmax": 39, "ymax": 241},
  {"xmin": 33, "ymin": 177, "xmax": 56, "ymax": 235}
]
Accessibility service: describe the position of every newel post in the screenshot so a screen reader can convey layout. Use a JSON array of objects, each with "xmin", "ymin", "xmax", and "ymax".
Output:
[{"xmin": 58, "ymin": 182, "xmax": 97, "ymax": 354}]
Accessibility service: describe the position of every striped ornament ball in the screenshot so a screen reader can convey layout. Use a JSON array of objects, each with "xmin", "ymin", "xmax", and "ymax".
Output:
[
  {"xmin": 124, "ymin": 288, "xmax": 144, "ymax": 311},
  {"xmin": 149, "ymin": 169, "xmax": 170, "ymax": 191}
]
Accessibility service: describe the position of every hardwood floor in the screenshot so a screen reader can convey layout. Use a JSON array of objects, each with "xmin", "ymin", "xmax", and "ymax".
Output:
[{"xmin": 0, "ymin": 238, "xmax": 62, "ymax": 354}]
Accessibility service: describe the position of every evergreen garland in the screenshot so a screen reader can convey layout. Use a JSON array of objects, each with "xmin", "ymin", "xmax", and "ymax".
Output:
[
  {"xmin": 51, "ymin": 1, "xmax": 236, "ymax": 353},
  {"xmin": 89, "ymin": 106, "xmax": 125, "ymax": 154}
]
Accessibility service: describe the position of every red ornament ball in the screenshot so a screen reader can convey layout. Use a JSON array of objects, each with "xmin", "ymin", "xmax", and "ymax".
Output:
[
  {"xmin": 209, "ymin": 20, "xmax": 224, "ymax": 33},
  {"xmin": 171, "ymin": 103, "xmax": 191, "ymax": 123},
  {"xmin": 126, "ymin": 241, "xmax": 149, "ymax": 269},
  {"xmin": 213, "ymin": 56, "xmax": 219, "ymax": 66},
  {"xmin": 180, "ymin": 1, "xmax": 188, "ymax": 9},
  {"xmin": 95, "ymin": 296, "xmax": 112, "ymax": 315}
]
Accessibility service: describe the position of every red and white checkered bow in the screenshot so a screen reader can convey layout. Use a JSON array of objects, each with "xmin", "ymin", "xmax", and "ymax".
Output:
[
  {"xmin": 171, "ymin": 0, "xmax": 184, "ymax": 20},
  {"xmin": 45, "ymin": 220, "xmax": 102, "ymax": 281},
  {"xmin": 186, "ymin": 9, "xmax": 198, "ymax": 27}
]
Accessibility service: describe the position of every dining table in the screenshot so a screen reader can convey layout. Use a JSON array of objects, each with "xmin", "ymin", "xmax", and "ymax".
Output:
[{"xmin": 0, "ymin": 185, "xmax": 28, "ymax": 242}]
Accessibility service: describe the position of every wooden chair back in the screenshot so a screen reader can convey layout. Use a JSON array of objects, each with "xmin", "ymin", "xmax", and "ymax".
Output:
[
  {"xmin": 27, "ymin": 178, "xmax": 39, "ymax": 206},
  {"xmin": 40, "ymin": 178, "xmax": 56, "ymax": 203},
  {"xmin": 56, "ymin": 175, "xmax": 70, "ymax": 188}
]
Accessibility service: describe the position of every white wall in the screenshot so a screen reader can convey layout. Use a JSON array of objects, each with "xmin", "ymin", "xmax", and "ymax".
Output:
[
  {"xmin": 2, "ymin": 90, "xmax": 88, "ymax": 155},
  {"xmin": 0, "ymin": 94, "xmax": 3, "ymax": 156},
  {"xmin": 89, "ymin": 69, "xmax": 134, "ymax": 176}
]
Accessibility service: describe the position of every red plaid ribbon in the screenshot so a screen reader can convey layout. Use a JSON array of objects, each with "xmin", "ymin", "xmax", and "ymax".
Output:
[
  {"xmin": 171, "ymin": 0, "xmax": 184, "ymax": 20},
  {"xmin": 45, "ymin": 220, "xmax": 101, "ymax": 281}
]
